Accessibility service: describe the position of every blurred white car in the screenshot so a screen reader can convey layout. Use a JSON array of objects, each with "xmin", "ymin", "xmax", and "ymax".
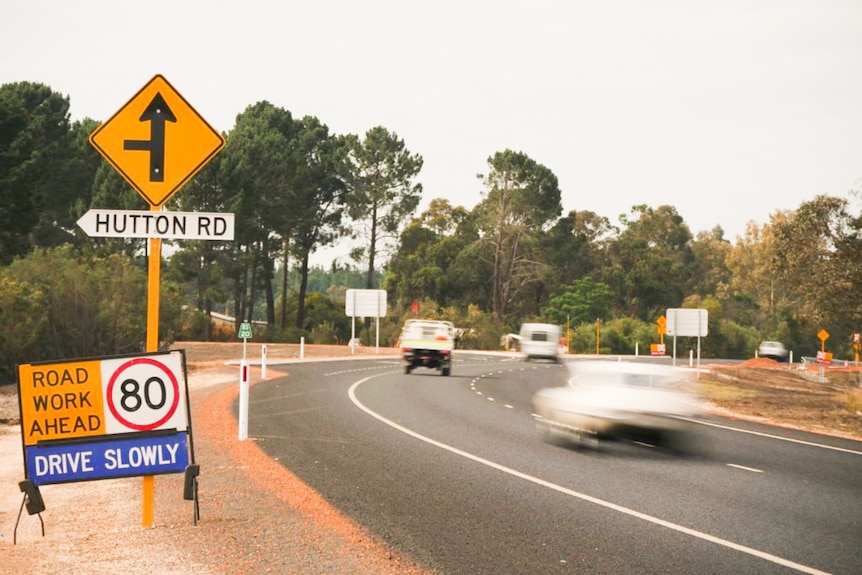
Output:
[
  {"xmin": 757, "ymin": 341, "xmax": 788, "ymax": 361},
  {"xmin": 532, "ymin": 361, "xmax": 703, "ymax": 450}
]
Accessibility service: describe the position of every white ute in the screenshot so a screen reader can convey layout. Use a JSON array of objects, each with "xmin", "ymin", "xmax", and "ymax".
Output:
[{"xmin": 400, "ymin": 319, "xmax": 455, "ymax": 376}]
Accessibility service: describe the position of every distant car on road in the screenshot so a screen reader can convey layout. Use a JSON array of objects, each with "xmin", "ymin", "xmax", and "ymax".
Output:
[
  {"xmin": 400, "ymin": 319, "xmax": 455, "ymax": 376},
  {"xmin": 758, "ymin": 341, "xmax": 788, "ymax": 362},
  {"xmin": 519, "ymin": 323, "xmax": 561, "ymax": 362}
]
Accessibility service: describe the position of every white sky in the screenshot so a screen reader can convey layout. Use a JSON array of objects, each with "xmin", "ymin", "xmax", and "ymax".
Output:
[{"xmin": 4, "ymin": 1, "xmax": 862, "ymax": 264}]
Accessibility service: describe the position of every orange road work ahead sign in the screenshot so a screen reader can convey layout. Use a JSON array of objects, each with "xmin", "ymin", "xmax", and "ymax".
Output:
[
  {"xmin": 89, "ymin": 75, "xmax": 226, "ymax": 207},
  {"xmin": 17, "ymin": 351, "xmax": 189, "ymax": 447},
  {"xmin": 17, "ymin": 351, "xmax": 192, "ymax": 486}
]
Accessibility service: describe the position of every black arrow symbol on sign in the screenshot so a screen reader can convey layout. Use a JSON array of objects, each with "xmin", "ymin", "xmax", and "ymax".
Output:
[{"xmin": 123, "ymin": 93, "xmax": 177, "ymax": 182}]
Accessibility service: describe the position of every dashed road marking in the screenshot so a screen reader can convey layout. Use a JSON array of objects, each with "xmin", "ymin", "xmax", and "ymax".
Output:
[{"xmin": 727, "ymin": 463, "xmax": 764, "ymax": 473}]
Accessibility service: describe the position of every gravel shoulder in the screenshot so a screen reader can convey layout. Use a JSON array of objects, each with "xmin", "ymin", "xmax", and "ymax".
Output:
[
  {"xmin": 1, "ymin": 345, "xmax": 860, "ymax": 573},
  {"xmin": 0, "ymin": 343, "xmax": 428, "ymax": 575}
]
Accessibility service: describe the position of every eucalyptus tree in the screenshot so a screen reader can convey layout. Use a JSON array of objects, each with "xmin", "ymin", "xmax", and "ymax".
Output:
[
  {"xmin": 603, "ymin": 204, "xmax": 694, "ymax": 320},
  {"xmin": 541, "ymin": 276, "xmax": 615, "ymax": 326},
  {"xmin": 385, "ymin": 199, "xmax": 472, "ymax": 308},
  {"xmin": 688, "ymin": 226, "xmax": 732, "ymax": 299},
  {"xmin": 724, "ymin": 219, "xmax": 793, "ymax": 332},
  {"xmin": 215, "ymin": 101, "xmax": 297, "ymax": 326},
  {"xmin": 0, "ymin": 82, "xmax": 86, "ymax": 264},
  {"xmin": 343, "ymin": 126, "xmax": 423, "ymax": 290},
  {"xmin": 772, "ymin": 194, "xmax": 862, "ymax": 347},
  {"xmin": 169, "ymin": 153, "xmax": 233, "ymax": 338},
  {"xmin": 287, "ymin": 116, "xmax": 350, "ymax": 329},
  {"xmin": 473, "ymin": 149, "xmax": 561, "ymax": 323},
  {"xmin": 544, "ymin": 210, "xmax": 614, "ymax": 278},
  {"xmin": 538, "ymin": 209, "xmax": 615, "ymax": 314}
]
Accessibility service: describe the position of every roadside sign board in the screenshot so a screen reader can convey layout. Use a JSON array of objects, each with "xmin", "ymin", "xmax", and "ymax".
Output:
[
  {"xmin": 650, "ymin": 343, "xmax": 666, "ymax": 356},
  {"xmin": 345, "ymin": 289, "xmax": 387, "ymax": 318},
  {"xmin": 89, "ymin": 75, "xmax": 226, "ymax": 207},
  {"xmin": 77, "ymin": 209, "xmax": 235, "ymax": 240},
  {"xmin": 238, "ymin": 322, "xmax": 253, "ymax": 339},
  {"xmin": 665, "ymin": 308, "xmax": 708, "ymax": 337},
  {"xmin": 17, "ymin": 350, "xmax": 191, "ymax": 486}
]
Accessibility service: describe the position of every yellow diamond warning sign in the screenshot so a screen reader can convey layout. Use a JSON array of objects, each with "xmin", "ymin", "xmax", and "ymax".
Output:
[{"xmin": 89, "ymin": 75, "xmax": 226, "ymax": 207}]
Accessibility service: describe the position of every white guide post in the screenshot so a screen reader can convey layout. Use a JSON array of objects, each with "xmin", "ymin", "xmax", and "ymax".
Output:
[{"xmin": 238, "ymin": 359, "xmax": 249, "ymax": 441}]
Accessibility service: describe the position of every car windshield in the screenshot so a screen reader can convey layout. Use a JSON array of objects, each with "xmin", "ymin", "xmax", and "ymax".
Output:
[{"xmin": 568, "ymin": 361, "xmax": 692, "ymax": 391}]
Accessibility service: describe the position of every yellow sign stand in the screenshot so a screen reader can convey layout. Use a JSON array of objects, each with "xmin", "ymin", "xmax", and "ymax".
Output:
[
  {"xmin": 90, "ymin": 76, "xmax": 225, "ymax": 527},
  {"xmin": 143, "ymin": 230, "xmax": 161, "ymax": 526}
]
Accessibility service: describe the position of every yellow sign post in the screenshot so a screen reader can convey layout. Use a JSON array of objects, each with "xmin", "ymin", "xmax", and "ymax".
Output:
[
  {"xmin": 818, "ymin": 329, "xmax": 829, "ymax": 351},
  {"xmin": 89, "ymin": 75, "xmax": 225, "ymax": 527},
  {"xmin": 816, "ymin": 329, "xmax": 833, "ymax": 365},
  {"xmin": 89, "ymin": 75, "xmax": 225, "ymax": 208}
]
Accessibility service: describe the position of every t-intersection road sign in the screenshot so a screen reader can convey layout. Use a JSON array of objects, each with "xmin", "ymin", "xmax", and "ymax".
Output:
[{"xmin": 89, "ymin": 75, "xmax": 225, "ymax": 207}]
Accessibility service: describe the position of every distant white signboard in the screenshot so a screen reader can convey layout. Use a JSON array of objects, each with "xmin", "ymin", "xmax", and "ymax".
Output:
[
  {"xmin": 345, "ymin": 289, "xmax": 387, "ymax": 318},
  {"xmin": 344, "ymin": 289, "xmax": 387, "ymax": 353},
  {"xmin": 665, "ymin": 308, "xmax": 708, "ymax": 337}
]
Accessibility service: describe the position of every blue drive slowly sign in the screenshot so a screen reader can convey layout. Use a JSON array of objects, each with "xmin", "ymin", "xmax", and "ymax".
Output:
[
  {"xmin": 17, "ymin": 350, "xmax": 195, "ymax": 487},
  {"xmin": 25, "ymin": 432, "xmax": 189, "ymax": 486}
]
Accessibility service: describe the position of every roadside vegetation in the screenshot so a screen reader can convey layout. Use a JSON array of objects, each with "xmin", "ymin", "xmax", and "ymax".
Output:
[{"xmin": 3, "ymin": 81, "xmax": 862, "ymax": 382}]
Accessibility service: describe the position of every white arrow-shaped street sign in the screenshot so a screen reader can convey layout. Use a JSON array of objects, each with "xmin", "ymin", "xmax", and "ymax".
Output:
[{"xmin": 77, "ymin": 209, "xmax": 235, "ymax": 240}]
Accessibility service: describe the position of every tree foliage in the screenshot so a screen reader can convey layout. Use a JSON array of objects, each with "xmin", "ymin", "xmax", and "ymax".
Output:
[
  {"xmin": 0, "ymin": 82, "xmax": 88, "ymax": 264},
  {"xmin": 541, "ymin": 277, "xmax": 615, "ymax": 326},
  {"xmin": 5, "ymin": 78, "xmax": 862, "ymax": 373},
  {"xmin": 603, "ymin": 205, "xmax": 694, "ymax": 320},
  {"xmin": 0, "ymin": 246, "xmax": 183, "ymax": 380},
  {"xmin": 344, "ymin": 126, "xmax": 423, "ymax": 289},
  {"xmin": 474, "ymin": 149, "xmax": 561, "ymax": 323}
]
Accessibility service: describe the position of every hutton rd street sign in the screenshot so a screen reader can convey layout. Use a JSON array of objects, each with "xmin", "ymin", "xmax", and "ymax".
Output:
[
  {"xmin": 77, "ymin": 209, "xmax": 235, "ymax": 240},
  {"xmin": 89, "ymin": 75, "xmax": 226, "ymax": 207}
]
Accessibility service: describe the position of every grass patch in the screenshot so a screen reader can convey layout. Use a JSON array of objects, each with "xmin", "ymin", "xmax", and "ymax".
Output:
[
  {"xmin": 840, "ymin": 388, "xmax": 862, "ymax": 414},
  {"xmin": 697, "ymin": 380, "xmax": 758, "ymax": 402}
]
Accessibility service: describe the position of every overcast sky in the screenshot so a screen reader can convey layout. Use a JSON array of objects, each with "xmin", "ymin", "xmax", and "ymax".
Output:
[{"xmin": 4, "ymin": 1, "xmax": 861, "ymax": 261}]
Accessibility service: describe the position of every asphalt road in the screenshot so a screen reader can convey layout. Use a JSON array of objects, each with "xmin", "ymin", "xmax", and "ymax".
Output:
[{"xmin": 246, "ymin": 353, "xmax": 862, "ymax": 575}]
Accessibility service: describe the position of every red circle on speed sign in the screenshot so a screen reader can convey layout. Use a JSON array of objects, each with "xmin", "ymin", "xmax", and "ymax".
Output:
[{"xmin": 106, "ymin": 357, "xmax": 181, "ymax": 431}]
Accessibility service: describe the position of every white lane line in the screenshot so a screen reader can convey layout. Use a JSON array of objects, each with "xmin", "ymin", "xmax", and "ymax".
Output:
[
  {"xmin": 679, "ymin": 417, "xmax": 862, "ymax": 456},
  {"xmin": 727, "ymin": 464, "xmax": 764, "ymax": 473},
  {"xmin": 348, "ymin": 376, "xmax": 831, "ymax": 575}
]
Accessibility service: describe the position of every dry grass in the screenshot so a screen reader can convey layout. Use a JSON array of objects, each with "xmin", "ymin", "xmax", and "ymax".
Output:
[{"xmin": 701, "ymin": 358, "xmax": 862, "ymax": 440}]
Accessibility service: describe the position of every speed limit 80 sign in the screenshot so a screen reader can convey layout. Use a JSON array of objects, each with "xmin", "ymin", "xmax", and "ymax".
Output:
[
  {"xmin": 17, "ymin": 350, "xmax": 191, "ymax": 485},
  {"xmin": 105, "ymin": 356, "xmax": 184, "ymax": 432},
  {"xmin": 19, "ymin": 351, "xmax": 188, "ymax": 444}
]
